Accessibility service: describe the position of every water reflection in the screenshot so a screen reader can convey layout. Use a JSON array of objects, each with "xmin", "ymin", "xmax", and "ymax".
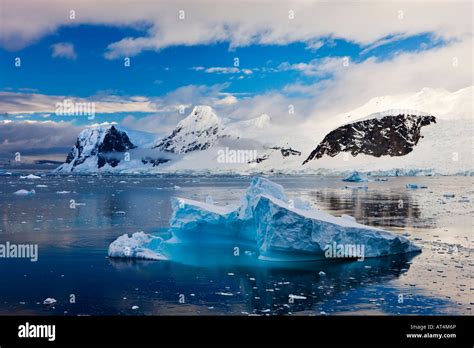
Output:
[
  {"xmin": 109, "ymin": 244, "xmax": 421, "ymax": 315},
  {"xmin": 309, "ymin": 189, "xmax": 437, "ymax": 229}
]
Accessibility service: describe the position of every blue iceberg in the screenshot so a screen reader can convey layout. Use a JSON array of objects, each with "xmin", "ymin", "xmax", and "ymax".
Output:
[
  {"xmin": 108, "ymin": 177, "xmax": 420, "ymax": 262},
  {"xmin": 343, "ymin": 171, "xmax": 369, "ymax": 182}
]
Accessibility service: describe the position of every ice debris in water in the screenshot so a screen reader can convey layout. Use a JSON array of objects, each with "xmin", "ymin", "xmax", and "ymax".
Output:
[
  {"xmin": 20, "ymin": 174, "xmax": 41, "ymax": 179},
  {"xmin": 43, "ymin": 298, "xmax": 57, "ymax": 305},
  {"xmin": 108, "ymin": 177, "xmax": 421, "ymax": 262},
  {"xmin": 14, "ymin": 189, "xmax": 36, "ymax": 196},
  {"xmin": 406, "ymin": 184, "xmax": 427, "ymax": 189},
  {"xmin": 342, "ymin": 171, "xmax": 369, "ymax": 182}
]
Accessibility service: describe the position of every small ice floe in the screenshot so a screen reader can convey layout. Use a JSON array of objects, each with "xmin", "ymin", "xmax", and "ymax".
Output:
[
  {"xmin": 174, "ymin": 185, "xmax": 181, "ymax": 189},
  {"xmin": 343, "ymin": 171, "xmax": 369, "ymax": 183},
  {"xmin": 216, "ymin": 292, "xmax": 234, "ymax": 296},
  {"xmin": 119, "ymin": 181, "xmax": 127, "ymax": 184},
  {"xmin": 406, "ymin": 184, "xmax": 427, "ymax": 189},
  {"xmin": 108, "ymin": 232, "xmax": 166, "ymax": 260},
  {"xmin": 20, "ymin": 174, "xmax": 41, "ymax": 179},
  {"xmin": 36, "ymin": 184, "xmax": 48, "ymax": 188},
  {"xmin": 443, "ymin": 193, "xmax": 456, "ymax": 198},
  {"xmin": 319, "ymin": 271, "xmax": 326, "ymax": 276},
  {"xmin": 14, "ymin": 189, "xmax": 35, "ymax": 196},
  {"xmin": 132, "ymin": 305, "xmax": 139, "ymax": 310},
  {"xmin": 289, "ymin": 294, "xmax": 307, "ymax": 300},
  {"xmin": 56, "ymin": 191, "xmax": 71, "ymax": 194},
  {"xmin": 112, "ymin": 211, "xmax": 126, "ymax": 216},
  {"xmin": 43, "ymin": 298, "xmax": 57, "ymax": 305}
]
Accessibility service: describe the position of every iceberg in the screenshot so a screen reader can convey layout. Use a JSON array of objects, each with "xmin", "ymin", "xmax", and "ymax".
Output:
[
  {"xmin": 108, "ymin": 177, "xmax": 420, "ymax": 262},
  {"xmin": 108, "ymin": 232, "xmax": 166, "ymax": 260},
  {"xmin": 342, "ymin": 171, "xmax": 369, "ymax": 182}
]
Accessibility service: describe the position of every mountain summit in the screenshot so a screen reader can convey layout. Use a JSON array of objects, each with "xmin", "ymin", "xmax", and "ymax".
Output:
[{"xmin": 153, "ymin": 105, "xmax": 224, "ymax": 154}]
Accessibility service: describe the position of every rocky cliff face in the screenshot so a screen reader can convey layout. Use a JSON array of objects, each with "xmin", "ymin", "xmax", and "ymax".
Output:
[
  {"xmin": 303, "ymin": 114, "xmax": 436, "ymax": 164},
  {"xmin": 57, "ymin": 125, "xmax": 136, "ymax": 172}
]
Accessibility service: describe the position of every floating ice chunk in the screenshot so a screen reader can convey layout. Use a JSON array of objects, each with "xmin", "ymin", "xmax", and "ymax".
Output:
[
  {"xmin": 14, "ymin": 189, "xmax": 35, "ymax": 196},
  {"xmin": 36, "ymin": 184, "xmax": 48, "ymax": 188},
  {"xmin": 318, "ymin": 271, "xmax": 326, "ymax": 276},
  {"xmin": 289, "ymin": 294, "xmax": 307, "ymax": 300},
  {"xmin": 253, "ymin": 194, "xmax": 420, "ymax": 260},
  {"xmin": 342, "ymin": 171, "xmax": 369, "ymax": 182},
  {"xmin": 406, "ymin": 184, "xmax": 427, "ymax": 189},
  {"xmin": 43, "ymin": 298, "xmax": 57, "ymax": 305},
  {"xmin": 108, "ymin": 231, "xmax": 166, "ymax": 260},
  {"xmin": 132, "ymin": 305, "xmax": 139, "ymax": 310},
  {"xmin": 20, "ymin": 174, "xmax": 41, "ymax": 179},
  {"xmin": 56, "ymin": 191, "xmax": 71, "ymax": 194},
  {"xmin": 216, "ymin": 292, "xmax": 234, "ymax": 296}
]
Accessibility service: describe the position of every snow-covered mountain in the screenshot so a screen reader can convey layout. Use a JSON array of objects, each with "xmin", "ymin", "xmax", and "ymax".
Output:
[
  {"xmin": 54, "ymin": 124, "xmax": 165, "ymax": 173},
  {"xmin": 153, "ymin": 105, "xmax": 225, "ymax": 154},
  {"xmin": 54, "ymin": 86, "xmax": 473, "ymax": 175}
]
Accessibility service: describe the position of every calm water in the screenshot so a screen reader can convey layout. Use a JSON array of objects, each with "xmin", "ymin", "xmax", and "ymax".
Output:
[{"xmin": 0, "ymin": 174, "xmax": 472, "ymax": 315}]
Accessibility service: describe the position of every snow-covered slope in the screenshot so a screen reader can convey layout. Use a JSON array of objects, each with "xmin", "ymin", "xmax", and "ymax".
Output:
[
  {"xmin": 153, "ymin": 105, "xmax": 225, "ymax": 154},
  {"xmin": 325, "ymin": 86, "xmax": 472, "ymax": 127}
]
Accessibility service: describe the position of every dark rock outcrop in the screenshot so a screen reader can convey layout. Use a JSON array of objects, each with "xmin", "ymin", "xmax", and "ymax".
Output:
[{"xmin": 303, "ymin": 114, "xmax": 436, "ymax": 164}]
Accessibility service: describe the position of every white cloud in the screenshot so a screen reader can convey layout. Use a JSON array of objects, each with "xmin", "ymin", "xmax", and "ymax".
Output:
[
  {"xmin": 51, "ymin": 42, "xmax": 77, "ymax": 59},
  {"xmin": 215, "ymin": 95, "xmax": 238, "ymax": 106},
  {"xmin": 0, "ymin": 92, "xmax": 158, "ymax": 114},
  {"xmin": 0, "ymin": 120, "xmax": 80, "ymax": 159},
  {"xmin": 305, "ymin": 40, "xmax": 325, "ymax": 51},
  {"xmin": 192, "ymin": 66, "xmax": 253, "ymax": 75},
  {"xmin": 278, "ymin": 57, "xmax": 347, "ymax": 76},
  {"xmin": 205, "ymin": 67, "xmax": 240, "ymax": 74},
  {"xmin": 0, "ymin": 0, "xmax": 471, "ymax": 57}
]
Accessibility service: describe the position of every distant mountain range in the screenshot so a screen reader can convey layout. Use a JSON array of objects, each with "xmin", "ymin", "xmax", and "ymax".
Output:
[{"xmin": 55, "ymin": 86, "xmax": 473, "ymax": 176}]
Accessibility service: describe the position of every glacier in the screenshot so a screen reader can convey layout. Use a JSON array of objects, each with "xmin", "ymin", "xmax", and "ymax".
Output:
[{"xmin": 108, "ymin": 177, "xmax": 420, "ymax": 262}]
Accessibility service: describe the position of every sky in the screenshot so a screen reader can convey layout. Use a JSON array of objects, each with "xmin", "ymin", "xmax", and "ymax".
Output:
[{"xmin": 0, "ymin": 0, "xmax": 472, "ymax": 163}]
